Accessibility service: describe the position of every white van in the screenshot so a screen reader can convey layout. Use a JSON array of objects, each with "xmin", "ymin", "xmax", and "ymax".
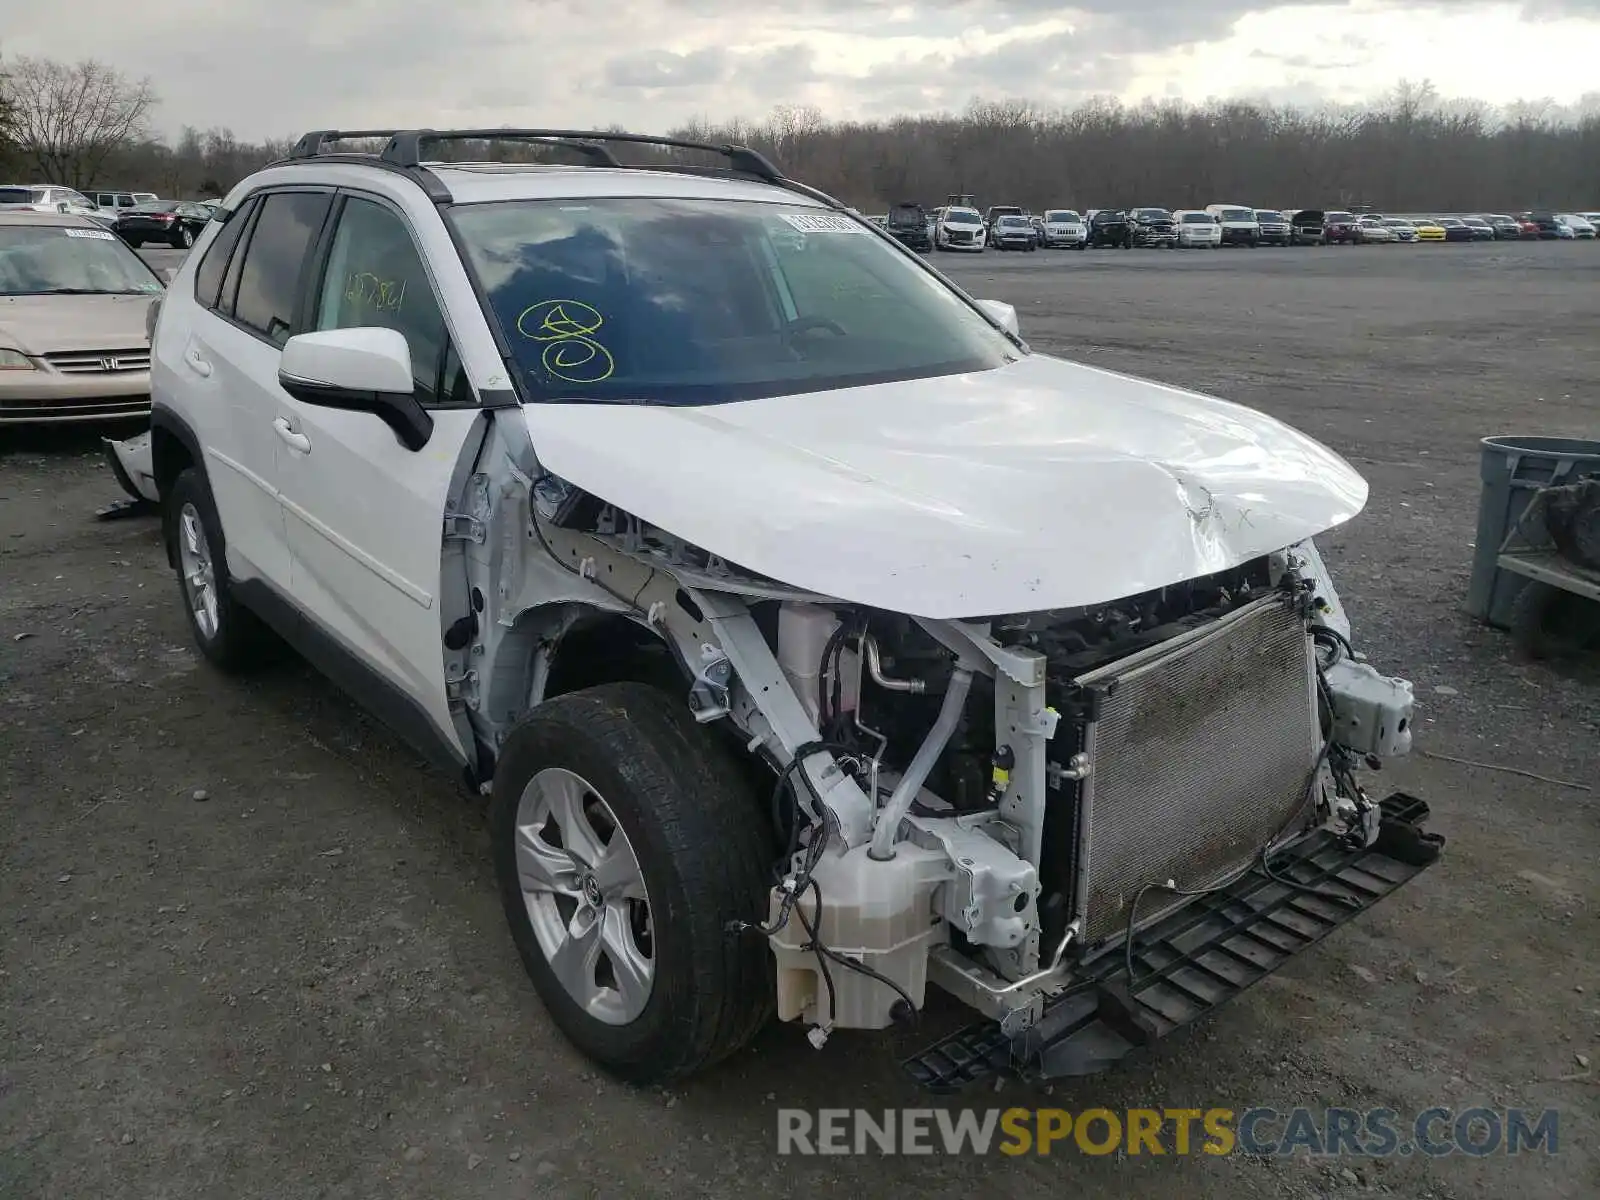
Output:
[{"xmin": 1205, "ymin": 203, "xmax": 1260, "ymax": 247}]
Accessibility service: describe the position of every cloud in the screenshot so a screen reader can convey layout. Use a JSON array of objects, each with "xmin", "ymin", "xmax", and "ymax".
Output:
[
  {"xmin": 3, "ymin": 1, "xmax": 1600, "ymax": 143},
  {"xmin": 604, "ymin": 48, "xmax": 728, "ymax": 90}
]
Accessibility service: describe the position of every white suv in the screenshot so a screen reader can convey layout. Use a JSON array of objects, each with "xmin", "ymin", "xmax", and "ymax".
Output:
[{"xmin": 146, "ymin": 128, "xmax": 1440, "ymax": 1088}]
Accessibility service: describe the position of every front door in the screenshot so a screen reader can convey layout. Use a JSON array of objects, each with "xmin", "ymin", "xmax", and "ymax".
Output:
[{"xmin": 274, "ymin": 192, "xmax": 484, "ymax": 764}]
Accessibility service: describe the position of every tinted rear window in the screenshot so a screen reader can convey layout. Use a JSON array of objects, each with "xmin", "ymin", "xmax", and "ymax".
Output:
[
  {"xmin": 194, "ymin": 197, "xmax": 258, "ymax": 309},
  {"xmin": 230, "ymin": 192, "xmax": 331, "ymax": 344},
  {"xmin": 0, "ymin": 187, "xmax": 36, "ymax": 205}
]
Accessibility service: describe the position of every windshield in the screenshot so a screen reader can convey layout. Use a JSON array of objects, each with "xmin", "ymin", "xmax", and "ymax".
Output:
[
  {"xmin": 1180, "ymin": 213, "xmax": 1214, "ymax": 223},
  {"xmin": 1326, "ymin": 212, "xmax": 1354, "ymax": 222},
  {"xmin": 1043, "ymin": 210, "xmax": 1079, "ymax": 222},
  {"xmin": 452, "ymin": 198, "xmax": 1018, "ymax": 405},
  {"xmin": 129, "ymin": 201, "xmax": 180, "ymax": 214},
  {"xmin": 1132, "ymin": 209, "xmax": 1171, "ymax": 220},
  {"xmin": 1255, "ymin": 211, "xmax": 1284, "ymax": 221},
  {"xmin": 0, "ymin": 224, "xmax": 165, "ymax": 296},
  {"xmin": 944, "ymin": 209, "xmax": 981, "ymax": 225},
  {"xmin": 996, "ymin": 216, "xmax": 1030, "ymax": 228},
  {"xmin": 1383, "ymin": 219, "xmax": 1413, "ymax": 227},
  {"xmin": 887, "ymin": 206, "xmax": 923, "ymax": 225},
  {"xmin": 1218, "ymin": 208, "xmax": 1254, "ymax": 222}
]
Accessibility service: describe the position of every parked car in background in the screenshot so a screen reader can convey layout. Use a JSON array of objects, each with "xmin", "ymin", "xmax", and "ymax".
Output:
[
  {"xmin": 1323, "ymin": 211, "xmax": 1360, "ymax": 245},
  {"xmin": 1381, "ymin": 217, "xmax": 1418, "ymax": 242},
  {"xmin": 1039, "ymin": 208, "xmax": 1087, "ymax": 249},
  {"xmin": 1480, "ymin": 214, "xmax": 1523, "ymax": 240},
  {"xmin": 934, "ymin": 205, "xmax": 985, "ymax": 252},
  {"xmin": 1127, "ymin": 207, "xmax": 1178, "ymax": 248},
  {"xmin": 1413, "ymin": 218, "xmax": 1446, "ymax": 242},
  {"xmin": 1206, "ymin": 204, "xmax": 1260, "ymax": 246},
  {"xmin": 1578, "ymin": 211, "xmax": 1600, "ymax": 231},
  {"xmin": 1525, "ymin": 212, "xmax": 1567, "ymax": 239},
  {"xmin": 884, "ymin": 201, "xmax": 932, "ymax": 251},
  {"xmin": 0, "ymin": 209, "xmax": 165, "ymax": 424},
  {"xmin": 983, "ymin": 204, "xmax": 1024, "ymax": 232},
  {"xmin": 1174, "ymin": 210, "xmax": 1222, "ymax": 248},
  {"xmin": 91, "ymin": 191, "xmax": 160, "ymax": 212},
  {"xmin": 1289, "ymin": 209, "xmax": 1325, "ymax": 245},
  {"xmin": 988, "ymin": 213, "xmax": 1038, "ymax": 250},
  {"xmin": 1510, "ymin": 215, "xmax": 1540, "ymax": 239},
  {"xmin": 1556, "ymin": 213, "xmax": 1595, "ymax": 239},
  {"xmin": 0, "ymin": 185, "xmax": 111, "ymax": 227},
  {"xmin": 1087, "ymin": 208, "xmax": 1132, "ymax": 248},
  {"xmin": 113, "ymin": 200, "xmax": 216, "ymax": 249},
  {"xmin": 1460, "ymin": 216, "xmax": 1496, "ymax": 241},
  {"xmin": 1357, "ymin": 217, "xmax": 1396, "ymax": 244},
  {"xmin": 1430, "ymin": 217, "xmax": 1472, "ymax": 243},
  {"xmin": 1254, "ymin": 210, "xmax": 1291, "ymax": 245}
]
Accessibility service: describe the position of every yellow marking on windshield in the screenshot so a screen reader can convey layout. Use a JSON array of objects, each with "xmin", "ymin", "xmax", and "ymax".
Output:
[{"xmin": 516, "ymin": 299, "xmax": 615, "ymax": 384}]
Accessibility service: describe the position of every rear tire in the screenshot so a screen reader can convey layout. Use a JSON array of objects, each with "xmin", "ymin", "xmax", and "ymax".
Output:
[
  {"xmin": 166, "ymin": 467, "xmax": 277, "ymax": 672},
  {"xmin": 490, "ymin": 682, "xmax": 775, "ymax": 1083},
  {"xmin": 176, "ymin": 226, "xmax": 194, "ymax": 249}
]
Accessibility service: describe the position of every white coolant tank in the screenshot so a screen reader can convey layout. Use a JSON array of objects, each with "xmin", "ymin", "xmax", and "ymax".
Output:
[
  {"xmin": 770, "ymin": 842, "xmax": 946, "ymax": 1029},
  {"xmin": 777, "ymin": 603, "xmax": 858, "ymax": 729}
]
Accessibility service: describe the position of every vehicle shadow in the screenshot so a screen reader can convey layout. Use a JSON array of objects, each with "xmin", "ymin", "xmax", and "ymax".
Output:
[{"xmin": 0, "ymin": 418, "xmax": 145, "ymax": 459}]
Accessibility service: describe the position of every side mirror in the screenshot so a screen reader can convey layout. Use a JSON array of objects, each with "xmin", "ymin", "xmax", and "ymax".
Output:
[
  {"xmin": 277, "ymin": 328, "xmax": 433, "ymax": 452},
  {"xmin": 975, "ymin": 298, "xmax": 1020, "ymax": 339}
]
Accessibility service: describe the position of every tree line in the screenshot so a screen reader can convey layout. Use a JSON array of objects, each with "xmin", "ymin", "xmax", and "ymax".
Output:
[{"xmin": 3, "ymin": 55, "xmax": 1599, "ymax": 213}]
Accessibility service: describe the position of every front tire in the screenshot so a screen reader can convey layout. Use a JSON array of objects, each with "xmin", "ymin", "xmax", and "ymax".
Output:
[
  {"xmin": 166, "ymin": 467, "xmax": 276, "ymax": 672},
  {"xmin": 491, "ymin": 682, "xmax": 775, "ymax": 1083},
  {"xmin": 175, "ymin": 226, "xmax": 194, "ymax": 249}
]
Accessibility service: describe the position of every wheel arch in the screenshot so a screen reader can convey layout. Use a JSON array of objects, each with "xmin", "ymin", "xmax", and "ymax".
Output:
[{"xmin": 150, "ymin": 406, "xmax": 204, "ymax": 567}]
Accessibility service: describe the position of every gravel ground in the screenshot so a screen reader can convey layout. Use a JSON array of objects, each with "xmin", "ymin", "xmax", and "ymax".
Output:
[{"xmin": 2, "ymin": 242, "xmax": 1596, "ymax": 1199}]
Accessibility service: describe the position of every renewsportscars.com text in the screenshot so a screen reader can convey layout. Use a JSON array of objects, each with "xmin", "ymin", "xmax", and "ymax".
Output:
[{"xmin": 776, "ymin": 1106, "xmax": 1559, "ymax": 1157}]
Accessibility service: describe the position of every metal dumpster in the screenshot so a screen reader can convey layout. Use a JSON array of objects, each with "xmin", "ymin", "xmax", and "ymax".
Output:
[{"xmin": 1467, "ymin": 435, "xmax": 1600, "ymax": 628}]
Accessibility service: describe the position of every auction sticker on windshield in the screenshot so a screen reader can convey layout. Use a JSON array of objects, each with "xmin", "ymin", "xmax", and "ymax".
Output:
[
  {"xmin": 779, "ymin": 213, "xmax": 866, "ymax": 234},
  {"xmin": 64, "ymin": 229, "xmax": 116, "ymax": 240}
]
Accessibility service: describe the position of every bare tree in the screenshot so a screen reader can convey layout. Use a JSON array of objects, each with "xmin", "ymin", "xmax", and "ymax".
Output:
[{"xmin": 3, "ymin": 56, "xmax": 157, "ymax": 189}]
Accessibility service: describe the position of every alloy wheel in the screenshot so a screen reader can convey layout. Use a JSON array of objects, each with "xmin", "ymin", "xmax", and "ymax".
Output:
[{"xmin": 513, "ymin": 767, "xmax": 655, "ymax": 1025}]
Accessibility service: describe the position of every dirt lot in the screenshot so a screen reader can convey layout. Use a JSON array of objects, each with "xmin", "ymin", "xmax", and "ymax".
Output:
[{"xmin": 2, "ymin": 242, "xmax": 1597, "ymax": 1199}]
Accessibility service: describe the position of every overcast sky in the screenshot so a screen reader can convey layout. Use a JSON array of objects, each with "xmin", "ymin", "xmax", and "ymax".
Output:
[{"xmin": 7, "ymin": 2, "xmax": 1600, "ymax": 142}]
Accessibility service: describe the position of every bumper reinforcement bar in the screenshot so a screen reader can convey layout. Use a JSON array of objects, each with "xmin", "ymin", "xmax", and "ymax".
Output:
[{"xmin": 902, "ymin": 792, "xmax": 1443, "ymax": 1090}]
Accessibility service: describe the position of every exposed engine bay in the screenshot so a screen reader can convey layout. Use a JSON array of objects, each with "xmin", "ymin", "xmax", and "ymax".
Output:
[{"xmin": 453, "ymin": 428, "xmax": 1423, "ymax": 1053}]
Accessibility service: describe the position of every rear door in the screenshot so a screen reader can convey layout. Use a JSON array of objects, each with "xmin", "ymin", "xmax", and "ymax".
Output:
[
  {"xmin": 181, "ymin": 189, "xmax": 333, "ymax": 590},
  {"xmin": 274, "ymin": 190, "xmax": 487, "ymax": 763}
]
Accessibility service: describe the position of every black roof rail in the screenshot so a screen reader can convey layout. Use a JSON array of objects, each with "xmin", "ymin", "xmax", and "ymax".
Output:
[
  {"xmin": 279, "ymin": 126, "xmax": 849, "ymax": 211},
  {"xmin": 379, "ymin": 128, "xmax": 785, "ymax": 182},
  {"xmin": 288, "ymin": 129, "xmax": 404, "ymax": 159}
]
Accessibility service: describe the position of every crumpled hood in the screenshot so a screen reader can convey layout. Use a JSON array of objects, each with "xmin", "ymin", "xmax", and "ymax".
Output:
[
  {"xmin": 0, "ymin": 294, "xmax": 156, "ymax": 355},
  {"xmin": 521, "ymin": 354, "xmax": 1368, "ymax": 618}
]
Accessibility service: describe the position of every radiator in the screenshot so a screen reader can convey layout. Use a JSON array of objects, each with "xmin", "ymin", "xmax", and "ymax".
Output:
[{"xmin": 1069, "ymin": 592, "xmax": 1319, "ymax": 944}]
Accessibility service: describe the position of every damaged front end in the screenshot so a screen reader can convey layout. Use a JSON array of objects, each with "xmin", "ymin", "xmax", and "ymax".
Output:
[{"xmin": 453, "ymin": 411, "xmax": 1441, "ymax": 1087}]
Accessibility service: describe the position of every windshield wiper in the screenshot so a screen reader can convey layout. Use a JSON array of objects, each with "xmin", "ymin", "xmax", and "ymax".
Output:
[{"xmin": 19, "ymin": 287, "xmax": 151, "ymax": 296}]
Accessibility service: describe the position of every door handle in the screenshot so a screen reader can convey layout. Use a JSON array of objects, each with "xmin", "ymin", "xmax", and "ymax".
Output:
[
  {"xmin": 184, "ymin": 347, "xmax": 212, "ymax": 377},
  {"xmin": 273, "ymin": 416, "xmax": 311, "ymax": 454}
]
